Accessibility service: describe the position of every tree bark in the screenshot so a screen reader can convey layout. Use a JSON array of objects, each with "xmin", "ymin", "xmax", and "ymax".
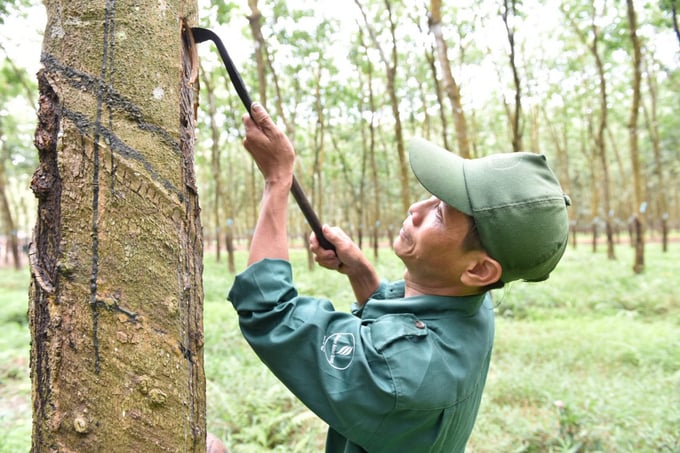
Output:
[
  {"xmin": 626, "ymin": 0, "xmax": 645, "ymax": 273},
  {"xmin": 0, "ymin": 135, "xmax": 21, "ymax": 269},
  {"xmin": 589, "ymin": 11, "xmax": 615, "ymax": 260},
  {"xmin": 642, "ymin": 56, "xmax": 668, "ymax": 252},
  {"xmin": 201, "ymin": 65, "xmax": 223, "ymax": 262},
  {"xmin": 0, "ymin": 55, "xmax": 34, "ymax": 270},
  {"xmin": 501, "ymin": 0, "xmax": 523, "ymax": 153},
  {"xmin": 359, "ymin": 30, "xmax": 383, "ymax": 258},
  {"xmin": 671, "ymin": 0, "xmax": 680, "ymax": 48},
  {"xmin": 356, "ymin": 0, "xmax": 410, "ymax": 214},
  {"xmin": 29, "ymin": 1, "xmax": 205, "ymax": 451},
  {"xmin": 582, "ymin": 112, "xmax": 599, "ymax": 253},
  {"xmin": 365, "ymin": 38, "xmax": 381, "ymax": 258},
  {"xmin": 565, "ymin": 3, "xmax": 615, "ymax": 258},
  {"xmin": 424, "ymin": 44, "xmax": 450, "ymax": 150},
  {"xmin": 428, "ymin": 0, "xmax": 471, "ymax": 157},
  {"xmin": 247, "ymin": 0, "xmax": 267, "ymax": 108}
]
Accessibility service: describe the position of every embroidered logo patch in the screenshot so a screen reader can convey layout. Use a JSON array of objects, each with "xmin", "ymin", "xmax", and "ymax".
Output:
[{"xmin": 321, "ymin": 333, "xmax": 355, "ymax": 370}]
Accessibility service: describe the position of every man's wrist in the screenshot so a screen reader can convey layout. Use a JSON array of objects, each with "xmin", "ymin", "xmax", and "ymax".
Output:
[{"xmin": 264, "ymin": 174, "xmax": 293, "ymax": 190}]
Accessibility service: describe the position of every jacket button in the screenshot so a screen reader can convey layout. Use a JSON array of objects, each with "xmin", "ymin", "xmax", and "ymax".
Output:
[{"xmin": 415, "ymin": 320, "xmax": 426, "ymax": 329}]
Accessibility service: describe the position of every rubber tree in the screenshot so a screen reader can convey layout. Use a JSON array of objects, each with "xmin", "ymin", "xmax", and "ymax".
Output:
[
  {"xmin": 0, "ymin": 47, "xmax": 36, "ymax": 269},
  {"xmin": 352, "ymin": 28, "xmax": 382, "ymax": 256},
  {"xmin": 501, "ymin": 0, "xmax": 524, "ymax": 153},
  {"xmin": 428, "ymin": 0, "xmax": 471, "ymax": 157},
  {"xmin": 587, "ymin": 2, "xmax": 616, "ymax": 260},
  {"xmin": 562, "ymin": 1, "xmax": 617, "ymax": 259},
  {"xmin": 642, "ymin": 55, "xmax": 669, "ymax": 252},
  {"xmin": 29, "ymin": 0, "xmax": 205, "ymax": 450},
  {"xmin": 200, "ymin": 63, "xmax": 225, "ymax": 263},
  {"xmin": 626, "ymin": 0, "xmax": 645, "ymax": 273},
  {"xmin": 0, "ymin": 120, "xmax": 22, "ymax": 269},
  {"xmin": 668, "ymin": 0, "xmax": 680, "ymax": 48},
  {"xmin": 356, "ymin": 0, "xmax": 411, "ymax": 214}
]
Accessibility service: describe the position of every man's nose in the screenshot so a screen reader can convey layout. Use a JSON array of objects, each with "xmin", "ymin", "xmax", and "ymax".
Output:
[{"xmin": 408, "ymin": 197, "xmax": 436, "ymax": 224}]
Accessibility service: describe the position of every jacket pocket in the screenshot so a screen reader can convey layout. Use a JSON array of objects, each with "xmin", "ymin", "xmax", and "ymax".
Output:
[{"xmin": 370, "ymin": 314, "xmax": 429, "ymax": 352}]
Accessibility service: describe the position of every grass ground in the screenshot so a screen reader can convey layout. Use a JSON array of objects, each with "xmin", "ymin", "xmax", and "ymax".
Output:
[{"xmin": 1, "ymin": 239, "xmax": 678, "ymax": 452}]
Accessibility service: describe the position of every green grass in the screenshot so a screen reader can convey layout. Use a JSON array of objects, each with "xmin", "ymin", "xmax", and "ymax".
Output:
[
  {"xmin": 2, "ymin": 240, "xmax": 679, "ymax": 452},
  {"xmin": 0, "ymin": 267, "xmax": 32, "ymax": 453}
]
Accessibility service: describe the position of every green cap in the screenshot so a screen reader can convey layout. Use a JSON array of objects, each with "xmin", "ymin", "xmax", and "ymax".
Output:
[{"xmin": 408, "ymin": 137, "xmax": 571, "ymax": 283}]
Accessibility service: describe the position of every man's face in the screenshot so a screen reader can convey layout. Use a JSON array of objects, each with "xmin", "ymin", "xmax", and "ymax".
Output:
[{"xmin": 393, "ymin": 196, "xmax": 479, "ymax": 288}]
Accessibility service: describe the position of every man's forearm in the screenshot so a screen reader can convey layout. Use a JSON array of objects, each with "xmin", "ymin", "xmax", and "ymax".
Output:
[
  {"xmin": 247, "ymin": 181, "xmax": 291, "ymax": 265},
  {"xmin": 346, "ymin": 260, "xmax": 380, "ymax": 307}
]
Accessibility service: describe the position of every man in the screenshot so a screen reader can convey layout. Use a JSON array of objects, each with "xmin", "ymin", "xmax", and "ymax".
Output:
[{"xmin": 228, "ymin": 103, "xmax": 570, "ymax": 452}]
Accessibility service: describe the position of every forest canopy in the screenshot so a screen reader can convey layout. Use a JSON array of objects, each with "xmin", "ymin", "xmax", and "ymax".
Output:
[{"xmin": 1, "ymin": 0, "xmax": 679, "ymax": 266}]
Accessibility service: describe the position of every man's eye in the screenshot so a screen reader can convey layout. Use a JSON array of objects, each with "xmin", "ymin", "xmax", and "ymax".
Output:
[{"xmin": 435, "ymin": 205, "xmax": 444, "ymax": 222}]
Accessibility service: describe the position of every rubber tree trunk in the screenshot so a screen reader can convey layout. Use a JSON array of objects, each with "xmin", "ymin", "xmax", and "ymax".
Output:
[
  {"xmin": 200, "ymin": 67, "xmax": 223, "ymax": 262},
  {"xmin": 429, "ymin": 0, "xmax": 471, "ymax": 158},
  {"xmin": 501, "ymin": 0, "xmax": 523, "ymax": 154},
  {"xmin": 29, "ymin": 1, "xmax": 205, "ymax": 451},
  {"xmin": 0, "ymin": 138, "xmax": 22, "ymax": 269},
  {"xmin": 356, "ymin": 0, "xmax": 410, "ymax": 214},
  {"xmin": 627, "ymin": 0, "xmax": 645, "ymax": 274},
  {"xmin": 589, "ymin": 15, "xmax": 616, "ymax": 260}
]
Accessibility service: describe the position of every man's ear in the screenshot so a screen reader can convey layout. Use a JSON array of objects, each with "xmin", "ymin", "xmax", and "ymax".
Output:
[{"xmin": 460, "ymin": 254, "xmax": 502, "ymax": 288}]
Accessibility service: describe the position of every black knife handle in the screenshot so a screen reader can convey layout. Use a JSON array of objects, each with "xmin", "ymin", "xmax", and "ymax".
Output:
[{"xmin": 192, "ymin": 27, "xmax": 335, "ymax": 252}]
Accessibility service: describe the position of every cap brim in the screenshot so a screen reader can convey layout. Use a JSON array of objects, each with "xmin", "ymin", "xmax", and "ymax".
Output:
[{"xmin": 408, "ymin": 137, "xmax": 472, "ymax": 215}]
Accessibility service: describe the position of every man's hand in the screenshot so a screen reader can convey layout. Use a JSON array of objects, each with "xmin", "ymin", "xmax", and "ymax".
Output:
[
  {"xmin": 242, "ymin": 103, "xmax": 293, "ymax": 265},
  {"xmin": 309, "ymin": 225, "xmax": 357, "ymax": 273},
  {"xmin": 311, "ymin": 225, "xmax": 380, "ymax": 305},
  {"xmin": 242, "ymin": 103, "xmax": 294, "ymax": 186}
]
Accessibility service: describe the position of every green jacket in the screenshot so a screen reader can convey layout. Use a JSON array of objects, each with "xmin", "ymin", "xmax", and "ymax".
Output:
[{"xmin": 228, "ymin": 259, "xmax": 495, "ymax": 452}]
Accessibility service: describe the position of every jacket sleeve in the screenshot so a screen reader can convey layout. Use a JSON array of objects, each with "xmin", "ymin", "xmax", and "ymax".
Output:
[{"xmin": 227, "ymin": 259, "xmax": 396, "ymax": 448}]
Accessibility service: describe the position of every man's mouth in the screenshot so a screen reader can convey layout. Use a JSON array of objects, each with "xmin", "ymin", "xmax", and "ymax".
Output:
[{"xmin": 399, "ymin": 227, "xmax": 410, "ymax": 243}]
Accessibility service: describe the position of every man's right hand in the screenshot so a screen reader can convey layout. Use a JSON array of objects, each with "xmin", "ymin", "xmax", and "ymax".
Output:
[
  {"xmin": 310, "ymin": 225, "xmax": 356, "ymax": 273},
  {"xmin": 310, "ymin": 225, "xmax": 380, "ymax": 305}
]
